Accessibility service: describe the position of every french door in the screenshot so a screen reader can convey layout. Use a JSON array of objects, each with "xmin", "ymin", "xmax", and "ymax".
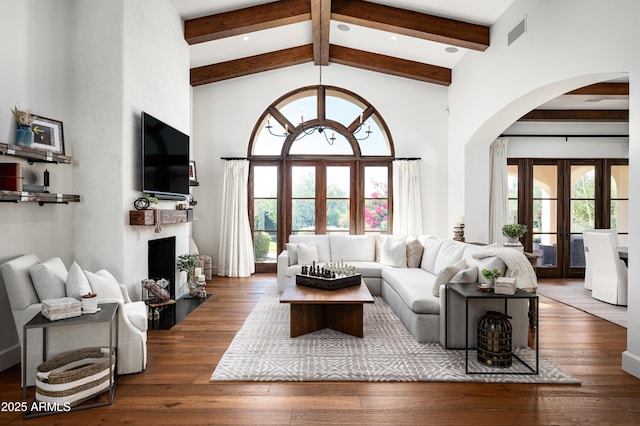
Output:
[{"xmin": 508, "ymin": 159, "xmax": 628, "ymax": 278}]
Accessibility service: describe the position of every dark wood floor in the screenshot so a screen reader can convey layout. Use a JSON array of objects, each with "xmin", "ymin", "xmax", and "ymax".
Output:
[{"xmin": 1, "ymin": 275, "xmax": 639, "ymax": 425}]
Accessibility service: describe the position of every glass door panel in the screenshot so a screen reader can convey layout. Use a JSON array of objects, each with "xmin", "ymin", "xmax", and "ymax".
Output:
[
  {"xmin": 533, "ymin": 165, "xmax": 559, "ymax": 274},
  {"xmin": 569, "ymin": 165, "xmax": 595, "ymax": 268},
  {"xmin": 611, "ymin": 165, "xmax": 629, "ymax": 246},
  {"xmin": 507, "ymin": 165, "xmax": 519, "ymax": 223},
  {"xmin": 252, "ymin": 166, "xmax": 278, "ymax": 262}
]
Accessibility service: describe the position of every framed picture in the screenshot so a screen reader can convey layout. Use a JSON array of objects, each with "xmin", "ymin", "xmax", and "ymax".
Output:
[
  {"xmin": 189, "ymin": 160, "xmax": 198, "ymax": 182},
  {"xmin": 32, "ymin": 116, "xmax": 65, "ymax": 155}
]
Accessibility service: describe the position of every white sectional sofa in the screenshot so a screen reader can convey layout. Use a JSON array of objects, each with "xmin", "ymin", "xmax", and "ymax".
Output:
[{"xmin": 277, "ymin": 234, "xmax": 537, "ymax": 348}]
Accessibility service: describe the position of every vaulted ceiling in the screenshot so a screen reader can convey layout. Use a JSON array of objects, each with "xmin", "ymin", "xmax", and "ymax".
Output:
[{"xmin": 171, "ymin": 0, "xmax": 629, "ymax": 121}]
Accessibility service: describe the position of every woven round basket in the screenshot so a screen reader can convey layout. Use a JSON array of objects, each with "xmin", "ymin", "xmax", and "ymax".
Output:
[{"xmin": 36, "ymin": 347, "xmax": 115, "ymax": 407}]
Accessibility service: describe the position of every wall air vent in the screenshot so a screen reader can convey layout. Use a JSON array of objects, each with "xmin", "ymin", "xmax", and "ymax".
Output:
[{"xmin": 508, "ymin": 16, "xmax": 527, "ymax": 46}]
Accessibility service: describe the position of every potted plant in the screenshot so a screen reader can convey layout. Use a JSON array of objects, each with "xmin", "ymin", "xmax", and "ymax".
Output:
[
  {"xmin": 11, "ymin": 104, "xmax": 37, "ymax": 147},
  {"xmin": 481, "ymin": 268, "xmax": 502, "ymax": 286},
  {"xmin": 532, "ymin": 236, "xmax": 541, "ymax": 251},
  {"xmin": 502, "ymin": 223, "xmax": 528, "ymax": 245},
  {"xmin": 177, "ymin": 253, "xmax": 199, "ymax": 296}
]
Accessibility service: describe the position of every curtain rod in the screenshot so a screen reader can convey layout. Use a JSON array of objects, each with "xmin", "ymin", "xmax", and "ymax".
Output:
[
  {"xmin": 220, "ymin": 156, "xmax": 422, "ymax": 161},
  {"xmin": 500, "ymin": 134, "xmax": 628, "ymax": 139},
  {"xmin": 220, "ymin": 157, "xmax": 248, "ymax": 160}
]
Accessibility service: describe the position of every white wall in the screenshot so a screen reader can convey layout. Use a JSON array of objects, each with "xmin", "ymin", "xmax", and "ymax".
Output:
[
  {"xmin": 191, "ymin": 62, "xmax": 449, "ymax": 265},
  {"xmin": 0, "ymin": 0, "xmax": 75, "ymax": 371},
  {"xmin": 448, "ymin": 0, "xmax": 640, "ymax": 378}
]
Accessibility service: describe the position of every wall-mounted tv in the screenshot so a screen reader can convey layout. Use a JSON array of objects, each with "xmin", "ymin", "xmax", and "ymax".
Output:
[{"xmin": 141, "ymin": 111, "xmax": 190, "ymax": 200}]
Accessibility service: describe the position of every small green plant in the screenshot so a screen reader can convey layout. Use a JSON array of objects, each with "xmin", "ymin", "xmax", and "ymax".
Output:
[
  {"xmin": 254, "ymin": 231, "xmax": 272, "ymax": 260},
  {"xmin": 177, "ymin": 253, "xmax": 199, "ymax": 277},
  {"xmin": 502, "ymin": 223, "xmax": 528, "ymax": 239},
  {"xmin": 143, "ymin": 193, "xmax": 158, "ymax": 204},
  {"xmin": 481, "ymin": 268, "xmax": 502, "ymax": 282},
  {"xmin": 533, "ymin": 236, "xmax": 541, "ymax": 244}
]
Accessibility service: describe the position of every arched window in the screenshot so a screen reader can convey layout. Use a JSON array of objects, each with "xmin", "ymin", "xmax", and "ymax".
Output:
[{"xmin": 248, "ymin": 85, "xmax": 394, "ymax": 270}]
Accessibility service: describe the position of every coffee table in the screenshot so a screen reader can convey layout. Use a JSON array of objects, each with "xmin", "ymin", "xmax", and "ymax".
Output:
[{"xmin": 280, "ymin": 279, "xmax": 374, "ymax": 338}]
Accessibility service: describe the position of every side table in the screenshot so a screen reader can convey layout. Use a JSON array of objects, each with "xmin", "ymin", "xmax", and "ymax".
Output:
[
  {"xmin": 22, "ymin": 302, "xmax": 118, "ymax": 418},
  {"xmin": 445, "ymin": 283, "xmax": 539, "ymax": 375}
]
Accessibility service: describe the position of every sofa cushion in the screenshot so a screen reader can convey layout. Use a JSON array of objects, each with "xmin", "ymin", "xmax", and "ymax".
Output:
[
  {"xmin": 380, "ymin": 238, "xmax": 406, "ymax": 267},
  {"xmin": 122, "ymin": 301, "xmax": 148, "ymax": 332},
  {"xmin": 433, "ymin": 240, "xmax": 466, "ymax": 273},
  {"xmin": 285, "ymin": 243, "xmax": 299, "ymax": 265},
  {"xmin": 289, "ymin": 235, "xmax": 331, "ymax": 262},
  {"xmin": 450, "ymin": 266, "xmax": 478, "ymax": 284},
  {"xmin": 421, "ymin": 237, "xmax": 443, "ymax": 273},
  {"xmin": 406, "ymin": 239, "xmax": 424, "ymax": 268},
  {"xmin": 297, "ymin": 242, "xmax": 319, "ymax": 265},
  {"xmin": 65, "ymin": 262, "xmax": 92, "ymax": 300},
  {"xmin": 0, "ymin": 254, "xmax": 41, "ymax": 310},
  {"xmin": 381, "ymin": 268, "xmax": 440, "ymax": 314},
  {"xmin": 85, "ymin": 270, "xmax": 124, "ymax": 303},
  {"xmin": 29, "ymin": 257, "xmax": 68, "ymax": 301},
  {"xmin": 330, "ymin": 234, "xmax": 376, "ymax": 262},
  {"xmin": 375, "ymin": 235, "xmax": 406, "ymax": 262},
  {"xmin": 433, "ymin": 259, "xmax": 467, "ymax": 296}
]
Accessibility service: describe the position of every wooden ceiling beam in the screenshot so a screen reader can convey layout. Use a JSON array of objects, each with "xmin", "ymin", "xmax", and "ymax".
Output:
[
  {"xmin": 311, "ymin": 0, "xmax": 331, "ymax": 65},
  {"xmin": 329, "ymin": 45, "xmax": 451, "ymax": 86},
  {"xmin": 190, "ymin": 45, "xmax": 313, "ymax": 86},
  {"xmin": 184, "ymin": 0, "xmax": 311, "ymax": 45},
  {"xmin": 331, "ymin": 0, "xmax": 489, "ymax": 51},
  {"xmin": 519, "ymin": 109, "xmax": 629, "ymax": 122},
  {"xmin": 567, "ymin": 82, "xmax": 629, "ymax": 96}
]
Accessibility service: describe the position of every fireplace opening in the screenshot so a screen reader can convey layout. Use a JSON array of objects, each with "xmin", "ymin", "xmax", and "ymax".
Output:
[{"xmin": 148, "ymin": 236, "xmax": 176, "ymax": 299}]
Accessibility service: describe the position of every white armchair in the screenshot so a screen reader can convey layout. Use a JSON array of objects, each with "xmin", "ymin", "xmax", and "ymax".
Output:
[
  {"xmin": 0, "ymin": 254, "xmax": 147, "ymax": 387},
  {"xmin": 583, "ymin": 230, "xmax": 627, "ymax": 306}
]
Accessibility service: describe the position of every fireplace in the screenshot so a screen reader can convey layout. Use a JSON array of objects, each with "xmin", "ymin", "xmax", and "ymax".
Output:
[{"xmin": 148, "ymin": 236, "xmax": 176, "ymax": 299}]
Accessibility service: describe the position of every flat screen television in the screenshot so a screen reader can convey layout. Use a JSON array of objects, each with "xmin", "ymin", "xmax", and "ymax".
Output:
[{"xmin": 141, "ymin": 111, "xmax": 190, "ymax": 200}]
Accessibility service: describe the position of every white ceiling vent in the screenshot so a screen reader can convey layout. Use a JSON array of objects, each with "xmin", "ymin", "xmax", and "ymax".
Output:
[{"xmin": 508, "ymin": 16, "xmax": 527, "ymax": 46}]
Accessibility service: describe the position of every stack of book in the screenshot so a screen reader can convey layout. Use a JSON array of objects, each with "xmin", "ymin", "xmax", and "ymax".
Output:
[{"xmin": 0, "ymin": 162, "xmax": 23, "ymax": 191}]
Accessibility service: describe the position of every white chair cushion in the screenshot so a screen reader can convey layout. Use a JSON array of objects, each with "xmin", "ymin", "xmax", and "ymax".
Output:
[
  {"xmin": 65, "ymin": 262, "xmax": 92, "ymax": 300},
  {"xmin": 123, "ymin": 301, "xmax": 148, "ymax": 332},
  {"xmin": 85, "ymin": 270, "xmax": 125, "ymax": 304},
  {"xmin": 29, "ymin": 257, "xmax": 68, "ymax": 301}
]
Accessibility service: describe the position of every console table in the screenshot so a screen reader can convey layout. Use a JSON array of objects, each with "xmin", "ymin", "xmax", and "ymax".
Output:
[
  {"xmin": 22, "ymin": 303, "xmax": 118, "ymax": 418},
  {"xmin": 445, "ymin": 283, "xmax": 539, "ymax": 375}
]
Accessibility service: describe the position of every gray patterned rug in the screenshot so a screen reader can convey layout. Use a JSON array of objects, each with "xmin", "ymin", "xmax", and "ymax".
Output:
[
  {"xmin": 210, "ymin": 284, "xmax": 579, "ymax": 384},
  {"xmin": 536, "ymin": 282, "xmax": 627, "ymax": 328}
]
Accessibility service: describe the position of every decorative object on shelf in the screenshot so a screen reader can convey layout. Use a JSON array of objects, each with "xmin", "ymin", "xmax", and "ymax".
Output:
[
  {"xmin": 177, "ymin": 253, "xmax": 199, "ymax": 297},
  {"xmin": 31, "ymin": 115, "xmax": 65, "ymax": 155},
  {"xmin": 494, "ymin": 277, "xmax": 517, "ymax": 295},
  {"xmin": 134, "ymin": 193, "xmax": 158, "ymax": 210},
  {"xmin": 502, "ymin": 223, "xmax": 527, "ymax": 246},
  {"xmin": 81, "ymin": 292, "xmax": 98, "ymax": 313},
  {"xmin": 141, "ymin": 278, "xmax": 170, "ymax": 302},
  {"xmin": 189, "ymin": 160, "xmax": 198, "ymax": 183},
  {"xmin": 43, "ymin": 169, "xmax": 49, "ymax": 191},
  {"xmin": 11, "ymin": 104, "xmax": 37, "ymax": 147},
  {"xmin": 0, "ymin": 162, "xmax": 23, "ymax": 191},
  {"xmin": 480, "ymin": 268, "xmax": 502, "ymax": 289},
  {"xmin": 41, "ymin": 297, "xmax": 82, "ymax": 321},
  {"xmin": 453, "ymin": 216, "xmax": 465, "ymax": 242}
]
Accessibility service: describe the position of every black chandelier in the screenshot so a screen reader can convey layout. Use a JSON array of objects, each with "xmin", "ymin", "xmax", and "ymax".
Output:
[{"xmin": 265, "ymin": 113, "xmax": 373, "ymax": 145}]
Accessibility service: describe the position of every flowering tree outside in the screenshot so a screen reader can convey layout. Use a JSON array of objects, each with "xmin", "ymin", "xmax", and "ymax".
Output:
[{"xmin": 365, "ymin": 181, "xmax": 388, "ymax": 232}]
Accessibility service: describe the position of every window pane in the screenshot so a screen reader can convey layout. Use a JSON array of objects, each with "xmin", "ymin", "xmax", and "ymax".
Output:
[
  {"xmin": 571, "ymin": 165, "xmax": 595, "ymax": 198},
  {"xmin": 533, "ymin": 199, "xmax": 557, "ymax": 233},
  {"xmin": 365, "ymin": 167, "xmax": 388, "ymax": 197},
  {"xmin": 571, "ymin": 200, "xmax": 595, "ymax": 232},
  {"xmin": 358, "ymin": 115, "xmax": 391, "ymax": 156},
  {"xmin": 508, "ymin": 200, "xmax": 519, "ymax": 224},
  {"xmin": 278, "ymin": 90, "xmax": 317, "ymax": 124},
  {"xmin": 533, "ymin": 166, "xmax": 557, "ymax": 198},
  {"xmin": 289, "ymin": 131, "xmax": 353, "ymax": 155},
  {"xmin": 538, "ymin": 235, "xmax": 558, "ymax": 267},
  {"xmin": 611, "ymin": 165, "xmax": 629, "ymax": 198},
  {"xmin": 253, "ymin": 199, "xmax": 277, "ymax": 230},
  {"xmin": 292, "ymin": 199, "xmax": 315, "ymax": 231},
  {"xmin": 253, "ymin": 231, "xmax": 276, "ymax": 261},
  {"xmin": 327, "ymin": 200, "xmax": 350, "ymax": 230},
  {"xmin": 365, "ymin": 166, "xmax": 388, "ymax": 233},
  {"xmin": 507, "ymin": 165, "xmax": 518, "ymax": 199},
  {"xmin": 292, "ymin": 167, "xmax": 315, "ymax": 197},
  {"xmin": 253, "ymin": 166, "xmax": 278, "ymax": 197},
  {"xmin": 612, "ymin": 200, "xmax": 629, "ymax": 232},
  {"xmin": 253, "ymin": 116, "xmax": 286, "ymax": 155},
  {"xmin": 327, "ymin": 166, "xmax": 350, "ymax": 197},
  {"xmin": 570, "ymin": 234, "xmax": 586, "ymax": 268},
  {"xmin": 326, "ymin": 90, "xmax": 364, "ymax": 126},
  {"xmin": 364, "ymin": 199, "xmax": 388, "ymax": 232}
]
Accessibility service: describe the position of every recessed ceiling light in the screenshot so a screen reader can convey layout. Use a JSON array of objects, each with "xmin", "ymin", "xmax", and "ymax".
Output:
[
  {"xmin": 390, "ymin": 35, "xmax": 397, "ymax": 41},
  {"xmin": 337, "ymin": 24, "xmax": 350, "ymax": 31},
  {"xmin": 242, "ymin": 36, "xmax": 250, "ymax": 41},
  {"xmin": 445, "ymin": 46, "xmax": 458, "ymax": 53}
]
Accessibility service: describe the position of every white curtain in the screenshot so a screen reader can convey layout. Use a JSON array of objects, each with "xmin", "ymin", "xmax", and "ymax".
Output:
[
  {"xmin": 217, "ymin": 160, "xmax": 255, "ymax": 277},
  {"xmin": 392, "ymin": 160, "xmax": 423, "ymax": 235},
  {"xmin": 489, "ymin": 137, "xmax": 509, "ymax": 244}
]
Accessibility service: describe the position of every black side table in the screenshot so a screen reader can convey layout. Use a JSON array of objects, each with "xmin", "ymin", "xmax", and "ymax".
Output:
[
  {"xmin": 445, "ymin": 283, "xmax": 539, "ymax": 375},
  {"xmin": 22, "ymin": 303, "xmax": 118, "ymax": 418}
]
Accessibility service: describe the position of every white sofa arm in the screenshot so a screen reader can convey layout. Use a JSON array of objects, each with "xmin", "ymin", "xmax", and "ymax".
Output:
[
  {"xmin": 277, "ymin": 250, "xmax": 290, "ymax": 293},
  {"xmin": 119, "ymin": 284, "xmax": 133, "ymax": 303}
]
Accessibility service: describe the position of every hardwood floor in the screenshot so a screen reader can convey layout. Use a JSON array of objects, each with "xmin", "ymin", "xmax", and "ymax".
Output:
[{"xmin": 1, "ymin": 275, "xmax": 639, "ymax": 425}]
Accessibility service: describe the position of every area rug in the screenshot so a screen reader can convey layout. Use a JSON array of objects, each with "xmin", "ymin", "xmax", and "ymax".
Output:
[
  {"xmin": 536, "ymin": 282, "xmax": 627, "ymax": 328},
  {"xmin": 210, "ymin": 284, "xmax": 579, "ymax": 384}
]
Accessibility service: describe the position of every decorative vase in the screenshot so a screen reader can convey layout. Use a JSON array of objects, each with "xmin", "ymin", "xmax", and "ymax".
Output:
[
  {"xmin": 15, "ymin": 124, "xmax": 34, "ymax": 147},
  {"xmin": 504, "ymin": 236, "xmax": 520, "ymax": 246}
]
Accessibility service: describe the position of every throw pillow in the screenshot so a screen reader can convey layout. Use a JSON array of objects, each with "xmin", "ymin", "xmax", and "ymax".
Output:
[
  {"xmin": 432, "ymin": 259, "xmax": 467, "ymax": 297},
  {"xmin": 29, "ymin": 257, "xmax": 68, "ymax": 301},
  {"xmin": 85, "ymin": 270, "xmax": 124, "ymax": 303},
  {"xmin": 406, "ymin": 239, "xmax": 424, "ymax": 268},
  {"xmin": 380, "ymin": 238, "xmax": 407, "ymax": 268},
  {"xmin": 297, "ymin": 242, "xmax": 319, "ymax": 265},
  {"xmin": 375, "ymin": 235, "xmax": 406, "ymax": 262},
  {"xmin": 450, "ymin": 266, "xmax": 478, "ymax": 284},
  {"xmin": 286, "ymin": 243, "xmax": 299, "ymax": 265},
  {"xmin": 65, "ymin": 261, "xmax": 92, "ymax": 300}
]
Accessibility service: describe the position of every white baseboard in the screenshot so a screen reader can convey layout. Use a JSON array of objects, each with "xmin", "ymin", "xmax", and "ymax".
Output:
[
  {"xmin": 0, "ymin": 344, "xmax": 20, "ymax": 372},
  {"xmin": 622, "ymin": 350, "xmax": 640, "ymax": 379}
]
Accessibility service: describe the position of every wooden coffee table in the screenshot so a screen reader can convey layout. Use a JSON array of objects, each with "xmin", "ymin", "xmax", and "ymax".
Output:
[{"xmin": 280, "ymin": 279, "xmax": 374, "ymax": 338}]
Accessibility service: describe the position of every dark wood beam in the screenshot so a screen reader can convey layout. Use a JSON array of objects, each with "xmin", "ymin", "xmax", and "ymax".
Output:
[
  {"xmin": 567, "ymin": 82, "xmax": 629, "ymax": 96},
  {"xmin": 311, "ymin": 0, "xmax": 331, "ymax": 65},
  {"xmin": 329, "ymin": 45, "xmax": 451, "ymax": 86},
  {"xmin": 190, "ymin": 45, "xmax": 313, "ymax": 86},
  {"xmin": 331, "ymin": 0, "xmax": 489, "ymax": 51},
  {"xmin": 184, "ymin": 0, "xmax": 311, "ymax": 45},
  {"xmin": 519, "ymin": 109, "xmax": 629, "ymax": 122}
]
